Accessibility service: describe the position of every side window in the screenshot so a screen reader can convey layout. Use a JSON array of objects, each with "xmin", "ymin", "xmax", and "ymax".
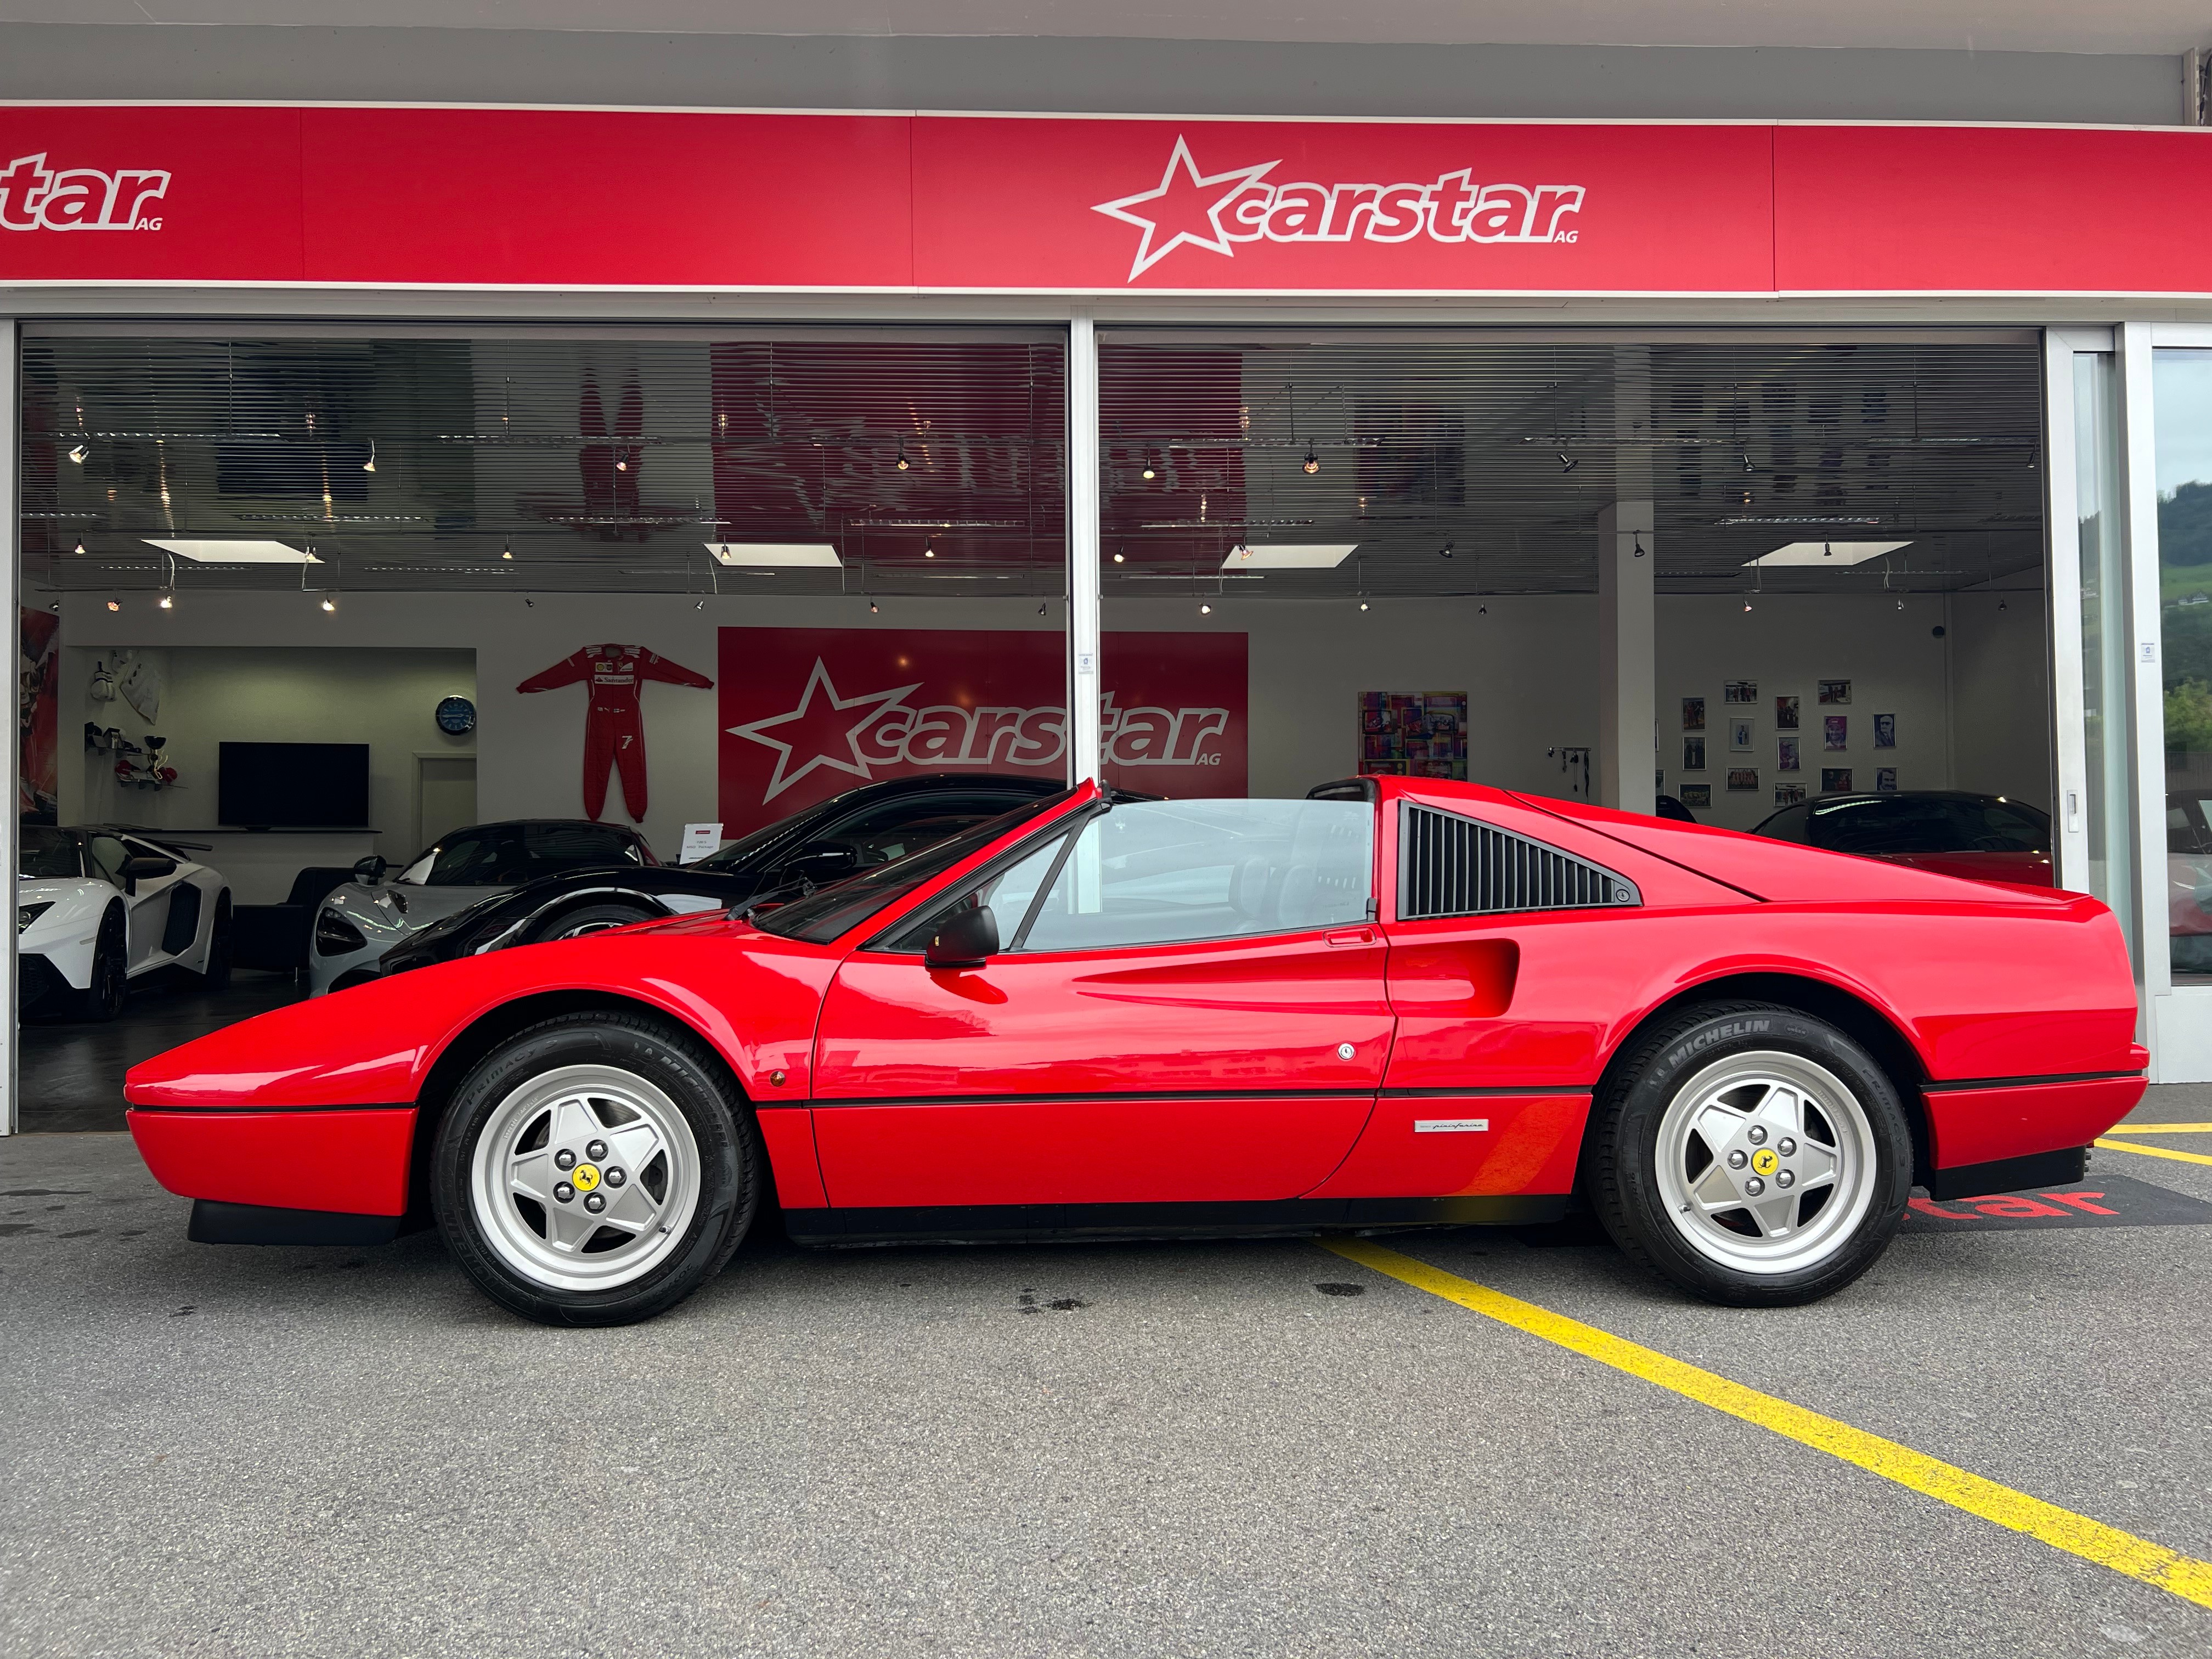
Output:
[
  {"xmin": 1398, "ymin": 804, "xmax": 1638, "ymax": 920},
  {"xmin": 1017, "ymin": 799, "xmax": 1373, "ymax": 952},
  {"xmin": 524, "ymin": 823, "xmax": 639, "ymax": 875},
  {"xmin": 86, "ymin": 834, "xmax": 129, "ymax": 888},
  {"xmin": 427, "ymin": 829, "xmax": 517, "ymax": 885}
]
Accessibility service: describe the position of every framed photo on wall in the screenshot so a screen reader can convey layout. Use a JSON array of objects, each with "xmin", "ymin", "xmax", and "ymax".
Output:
[
  {"xmin": 1876, "ymin": 767, "xmax": 1899, "ymax": 792},
  {"xmin": 1822, "ymin": 768, "xmax": 1853, "ymax": 792},
  {"xmin": 1774, "ymin": 783, "xmax": 1807, "ymax": 806},
  {"xmin": 1775, "ymin": 695, "xmax": 1799, "ymax": 731},
  {"xmin": 1729, "ymin": 718, "xmax": 1754, "ymax": 751},
  {"xmin": 1681, "ymin": 697, "xmax": 1706, "ymax": 732},
  {"xmin": 1874, "ymin": 713, "xmax": 1896, "ymax": 749},
  {"xmin": 1679, "ymin": 783, "xmax": 1711, "ymax": 810},
  {"xmin": 1824, "ymin": 715, "xmax": 1848, "ymax": 750},
  {"xmin": 1726, "ymin": 768, "xmax": 1759, "ymax": 792},
  {"xmin": 1778, "ymin": 737, "xmax": 1801, "ymax": 771},
  {"xmin": 1723, "ymin": 680, "xmax": 1758, "ymax": 704},
  {"xmin": 1684, "ymin": 737, "xmax": 1706, "ymax": 771},
  {"xmin": 1818, "ymin": 679, "xmax": 1852, "ymax": 705}
]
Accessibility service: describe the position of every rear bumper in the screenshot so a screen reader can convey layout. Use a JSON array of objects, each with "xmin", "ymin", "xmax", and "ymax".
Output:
[
  {"xmin": 1922, "ymin": 1073, "xmax": 2147, "ymax": 1170},
  {"xmin": 127, "ymin": 1107, "xmax": 416, "ymax": 1217}
]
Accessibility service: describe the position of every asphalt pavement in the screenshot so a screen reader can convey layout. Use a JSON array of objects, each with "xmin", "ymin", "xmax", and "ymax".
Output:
[{"xmin": 2, "ymin": 1088, "xmax": 2209, "ymax": 1658}]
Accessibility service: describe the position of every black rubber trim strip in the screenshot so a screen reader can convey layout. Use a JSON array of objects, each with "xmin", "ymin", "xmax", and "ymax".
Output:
[
  {"xmin": 1925, "ymin": 1146, "xmax": 2089, "ymax": 1200},
  {"xmin": 127, "ymin": 1103, "xmax": 413, "ymax": 1116},
  {"xmin": 1380, "ymin": 1085, "xmax": 1595, "ymax": 1098},
  {"xmin": 188, "ymin": 1199, "xmax": 417, "ymax": 1246},
  {"xmin": 811, "ymin": 1087, "xmax": 1375, "ymax": 1107},
  {"xmin": 782, "ymin": 1193, "xmax": 1567, "ymax": 1245},
  {"xmin": 1921, "ymin": 1069, "xmax": 2145, "ymax": 1092}
]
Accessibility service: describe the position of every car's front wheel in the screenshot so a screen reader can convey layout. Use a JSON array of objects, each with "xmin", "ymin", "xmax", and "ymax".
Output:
[
  {"xmin": 1589, "ymin": 1002, "xmax": 1912, "ymax": 1306},
  {"xmin": 78, "ymin": 906, "xmax": 127, "ymax": 1022},
  {"xmin": 431, "ymin": 1011, "xmax": 761, "ymax": 1326}
]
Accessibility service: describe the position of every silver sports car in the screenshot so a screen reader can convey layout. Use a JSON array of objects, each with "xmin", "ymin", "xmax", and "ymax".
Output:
[
  {"xmin": 18, "ymin": 825, "xmax": 232, "ymax": 1019},
  {"xmin": 309, "ymin": 819, "xmax": 657, "ymax": 995}
]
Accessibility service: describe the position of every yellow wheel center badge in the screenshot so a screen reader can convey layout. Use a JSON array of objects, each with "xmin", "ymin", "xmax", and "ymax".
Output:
[
  {"xmin": 1751, "ymin": 1147, "xmax": 1779, "ymax": 1177},
  {"xmin": 571, "ymin": 1163, "xmax": 601, "ymax": 1193}
]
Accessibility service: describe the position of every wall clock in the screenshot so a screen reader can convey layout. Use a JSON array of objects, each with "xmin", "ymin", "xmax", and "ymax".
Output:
[{"xmin": 435, "ymin": 695, "xmax": 477, "ymax": 735}]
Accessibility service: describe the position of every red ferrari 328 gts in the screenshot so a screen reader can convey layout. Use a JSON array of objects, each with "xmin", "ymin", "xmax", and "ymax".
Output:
[{"xmin": 125, "ymin": 778, "xmax": 2146, "ymax": 1326}]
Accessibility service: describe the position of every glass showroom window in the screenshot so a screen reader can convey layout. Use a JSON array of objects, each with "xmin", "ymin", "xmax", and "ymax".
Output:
[
  {"xmin": 2151, "ymin": 349, "xmax": 2212, "ymax": 983},
  {"xmin": 2074, "ymin": 352, "xmax": 2135, "ymax": 962}
]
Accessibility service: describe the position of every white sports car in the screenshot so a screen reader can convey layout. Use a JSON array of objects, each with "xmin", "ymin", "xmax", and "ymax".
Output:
[{"xmin": 18, "ymin": 825, "xmax": 232, "ymax": 1020}]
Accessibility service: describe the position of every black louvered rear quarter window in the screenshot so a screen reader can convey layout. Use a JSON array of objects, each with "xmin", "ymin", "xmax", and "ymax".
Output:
[{"xmin": 1399, "ymin": 804, "xmax": 1641, "ymax": 919}]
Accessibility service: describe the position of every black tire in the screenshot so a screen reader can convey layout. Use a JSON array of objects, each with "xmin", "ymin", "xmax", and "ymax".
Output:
[
  {"xmin": 528, "ymin": 900, "xmax": 658, "ymax": 944},
  {"xmin": 431, "ymin": 1010, "xmax": 761, "ymax": 1327},
  {"xmin": 1588, "ymin": 1001, "xmax": 1913, "ymax": 1307},
  {"xmin": 194, "ymin": 893, "xmax": 233, "ymax": 990},
  {"xmin": 78, "ymin": 906, "xmax": 127, "ymax": 1022}
]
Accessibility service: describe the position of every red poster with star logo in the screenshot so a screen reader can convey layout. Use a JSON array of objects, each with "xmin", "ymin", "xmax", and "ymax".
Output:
[{"xmin": 717, "ymin": 628, "xmax": 1247, "ymax": 833}]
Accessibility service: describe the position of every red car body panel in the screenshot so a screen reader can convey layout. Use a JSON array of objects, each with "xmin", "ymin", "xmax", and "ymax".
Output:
[
  {"xmin": 123, "ymin": 777, "xmax": 2147, "ymax": 1229},
  {"xmin": 131, "ymin": 1107, "xmax": 416, "ymax": 1215}
]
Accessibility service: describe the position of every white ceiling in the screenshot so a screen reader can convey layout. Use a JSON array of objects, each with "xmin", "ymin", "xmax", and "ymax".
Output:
[{"xmin": 2, "ymin": 2, "xmax": 2208, "ymax": 55}]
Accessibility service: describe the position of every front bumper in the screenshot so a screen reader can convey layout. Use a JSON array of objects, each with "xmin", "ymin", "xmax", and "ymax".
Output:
[{"xmin": 128, "ymin": 1106, "xmax": 417, "ymax": 1218}]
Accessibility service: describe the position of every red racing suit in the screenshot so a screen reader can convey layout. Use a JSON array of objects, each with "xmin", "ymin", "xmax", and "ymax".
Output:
[{"xmin": 516, "ymin": 644, "xmax": 713, "ymax": 822}]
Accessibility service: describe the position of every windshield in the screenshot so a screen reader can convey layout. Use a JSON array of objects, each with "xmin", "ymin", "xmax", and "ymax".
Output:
[
  {"xmin": 753, "ymin": 791, "xmax": 1075, "ymax": 944},
  {"xmin": 19, "ymin": 827, "xmax": 80, "ymax": 881},
  {"xmin": 397, "ymin": 823, "xmax": 647, "ymax": 886}
]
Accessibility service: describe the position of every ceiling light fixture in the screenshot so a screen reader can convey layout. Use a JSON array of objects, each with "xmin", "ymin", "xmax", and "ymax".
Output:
[
  {"xmin": 501, "ymin": 543, "xmax": 514, "ymax": 560},
  {"xmin": 1743, "ymin": 598, "xmax": 1754, "ymax": 612},
  {"xmin": 1113, "ymin": 549, "xmax": 1126, "ymax": 563},
  {"xmin": 1743, "ymin": 540, "xmax": 1911, "ymax": 568},
  {"xmin": 66, "ymin": 444, "xmax": 87, "ymax": 465},
  {"xmin": 1218, "ymin": 543, "xmax": 1358, "ymax": 571},
  {"xmin": 105, "ymin": 598, "xmax": 119, "ymax": 612},
  {"xmin": 895, "ymin": 443, "xmax": 911, "ymax": 472},
  {"xmin": 143, "ymin": 538, "xmax": 323, "ymax": 565},
  {"xmin": 1200, "ymin": 602, "xmax": 1212, "ymax": 615},
  {"xmin": 706, "ymin": 542, "xmax": 842, "ymax": 568},
  {"xmin": 158, "ymin": 592, "xmax": 173, "ymax": 610},
  {"xmin": 1440, "ymin": 541, "xmax": 1454, "ymax": 560},
  {"xmin": 1742, "ymin": 452, "xmax": 1756, "ymax": 472},
  {"xmin": 869, "ymin": 599, "xmax": 879, "ymax": 613},
  {"xmin": 1141, "ymin": 453, "xmax": 1157, "ymax": 481},
  {"xmin": 362, "ymin": 439, "xmax": 376, "ymax": 474},
  {"xmin": 72, "ymin": 539, "xmax": 85, "ymax": 556},
  {"xmin": 1302, "ymin": 448, "xmax": 1320, "ymax": 476},
  {"xmin": 1478, "ymin": 603, "xmax": 1488, "ymax": 616},
  {"xmin": 1558, "ymin": 452, "xmax": 1579, "ymax": 473},
  {"xmin": 1037, "ymin": 600, "xmax": 1048, "ymax": 616},
  {"xmin": 1633, "ymin": 535, "xmax": 1647, "ymax": 559},
  {"xmin": 320, "ymin": 595, "xmax": 336, "ymax": 613},
  {"xmin": 1358, "ymin": 601, "xmax": 1369, "ymax": 612}
]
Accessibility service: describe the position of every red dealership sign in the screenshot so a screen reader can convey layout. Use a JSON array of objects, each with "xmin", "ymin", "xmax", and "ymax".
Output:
[
  {"xmin": 3, "ymin": 105, "xmax": 2212, "ymax": 295},
  {"xmin": 717, "ymin": 628, "xmax": 1247, "ymax": 833}
]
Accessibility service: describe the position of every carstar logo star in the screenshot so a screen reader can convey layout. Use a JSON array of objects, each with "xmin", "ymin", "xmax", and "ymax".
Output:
[
  {"xmin": 1092, "ymin": 136, "xmax": 1279, "ymax": 281},
  {"xmin": 725, "ymin": 659, "xmax": 919, "ymax": 803}
]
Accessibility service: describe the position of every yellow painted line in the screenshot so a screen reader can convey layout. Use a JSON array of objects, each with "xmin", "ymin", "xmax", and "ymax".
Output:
[
  {"xmin": 2096, "ymin": 1137, "xmax": 2212, "ymax": 1168},
  {"xmin": 2100, "ymin": 1122, "xmax": 2212, "ymax": 1134},
  {"xmin": 1322, "ymin": 1237, "xmax": 2212, "ymax": 1612}
]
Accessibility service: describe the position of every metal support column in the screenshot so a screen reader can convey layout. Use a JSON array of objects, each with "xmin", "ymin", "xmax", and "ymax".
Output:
[
  {"xmin": 2119, "ymin": 322, "xmax": 2172, "ymax": 1064},
  {"xmin": 1, "ymin": 317, "xmax": 19, "ymax": 1135},
  {"xmin": 1596, "ymin": 501, "xmax": 1656, "ymax": 815},
  {"xmin": 1066, "ymin": 314, "xmax": 1103, "ymax": 786}
]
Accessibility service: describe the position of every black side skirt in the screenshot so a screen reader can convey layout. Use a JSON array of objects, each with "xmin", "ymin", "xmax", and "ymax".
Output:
[
  {"xmin": 189, "ymin": 1200, "xmax": 414, "ymax": 1246},
  {"xmin": 782, "ymin": 1194, "xmax": 1568, "ymax": 1247},
  {"xmin": 1925, "ymin": 1146, "xmax": 2089, "ymax": 1201}
]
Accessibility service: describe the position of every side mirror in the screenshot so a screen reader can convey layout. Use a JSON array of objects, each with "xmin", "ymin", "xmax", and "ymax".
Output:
[
  {"xmin": 353, "ymin": 855, "xmax": 389, "ymax": 884},
  {"xmin": 118, "ymin": 853, "xmax": 174, "ymax": 896},
  {"xmin": 923, "ymin": 904, "xmax": 998, "ymax": 970}
]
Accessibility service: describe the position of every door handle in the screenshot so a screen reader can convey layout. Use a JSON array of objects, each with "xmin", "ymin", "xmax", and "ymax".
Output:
[{"xmin": 1325, "ymin": 928, "xmax": 1375, "ymax": 946}]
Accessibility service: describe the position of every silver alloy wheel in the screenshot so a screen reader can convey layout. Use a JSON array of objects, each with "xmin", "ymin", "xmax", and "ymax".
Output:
[
  {"xmin": 1653, "ymin": 1049, "xmax": 1876, "ymax": 1276},
  {"xmin": 469, "ymin": 1063, "xmax": 702, "ymax": 1293}
]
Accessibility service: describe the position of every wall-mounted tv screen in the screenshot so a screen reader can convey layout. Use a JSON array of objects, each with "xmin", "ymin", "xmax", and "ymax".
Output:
[{"xmin": 218, "ymin": 742, "xmax": 371, "ymax": 829}]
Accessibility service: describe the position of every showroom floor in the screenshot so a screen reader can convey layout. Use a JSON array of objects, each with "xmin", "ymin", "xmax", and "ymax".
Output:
[
  {"xmin": 16, "ymin": 972, "xmax": 306, "ymax": 1131},
  {"xmin": 1, "ymin": 1093, "xmax": 2207, "ymax": 1657}
]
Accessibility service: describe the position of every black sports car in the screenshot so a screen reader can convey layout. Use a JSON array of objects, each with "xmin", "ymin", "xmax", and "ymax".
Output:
[{"xmin": 371, "ymin": 774, "xmax": 1076, "ymax": 980}]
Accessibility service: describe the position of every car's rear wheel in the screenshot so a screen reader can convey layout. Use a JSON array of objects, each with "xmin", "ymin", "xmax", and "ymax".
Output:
[
  {"xmin": 432, "ymin": 1011, "xmax": 760, "ymax": 1326},
  {"xmin": 1589, "ymin": 1002, "xmax": 1912, "ymax": 1306},
  {"xmin": 529, "ymin": 901, "xmax": 657, "ymax": 944},
  {"xmin": 78, "ymin": 906, "xmax": 127, "ymax": 1022}
]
